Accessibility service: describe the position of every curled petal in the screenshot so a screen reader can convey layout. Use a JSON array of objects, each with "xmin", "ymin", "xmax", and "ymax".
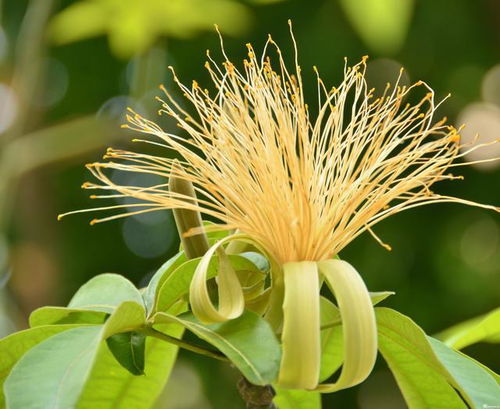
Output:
[
  {"xmin": 189, "ymin": 237, "xmax": 244, "ymax": 323},
  {"xmin": 316, "ymin": 259, "xmax": 377, "ymax": 393},
  {"xmin": 278, "ymin": 261, "xmax": 321, "ymax": 389}
]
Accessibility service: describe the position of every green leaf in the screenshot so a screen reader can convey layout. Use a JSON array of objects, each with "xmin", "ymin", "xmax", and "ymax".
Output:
[
  {"xmin": 154, "ymin": 254, "xmax": 260, "ymax": 314},
  {"xmin": 376, "ymin": 307, "xmax": 467, "ymax": 409},
  {"xmin": 154, "ymin": 257, "xmax": 201, "ymax": 313},
  {"xmin": 77, "ymin": 309, "xmax": 184, "ymax": 409},
  {"xmin": 249, "ymin": 0, "xmax": 287, "ymax": 4},
  {"xmin": 4, "ymin": 301, "xmax": 146, "ymax": 409},
  {"xmin": 319, "ymin": 297, "xmax": 343, "ymax": 382},
  {"xmin": 153, "ymin": 310, "xmax": 281, "ymax": 385},
  {"xmin": 5, "ymin": 326, "xmax": 104, "ymax": 409},
  {"xmin": 50, "ymin": 0, "xmax": 252, "ymax": 58},
  {"xmin": 428, "ymin": 337, "xmax": 500, "ymax": 409},
  {"xmin": 106, "ymin": 331, "xmax": 146, "ymax": 375},
  {"xmin": 460, "ymin": 353, "xmax": 500, "ymax": 384},
  {"xmin": 143, "ymin": 252, "xmax": 187, "ymax": 314},
  {"xmin": 68, "ymin": 273, "xmax": 144, "ymax": 313},
  {"xmin": 29, "ymin": 306, "xmax": 107, "ymax": 327},
  {"xmin": 369, "ymin": 291, "xmax": 395, "ymax": 305},
  {"xmin": 0, "ymin": 324, "xmax": 87, "ymax": 407},
  {"xmin": 50, "ymin": 1, "xmax": 107, "ymax": 43},
  {"xmin": 101, "ymin": 301, "xmax": 146, "ymax": 337},
  {"xmin": 436, "ymin": 307, "xmax": 500, "ymax": 350},
  {"xmin": 274, "ymin": 387, "xmax": 322, "ymax": 409},
  {"xmin": 77, "ymin": 328, "xmax": 183, "ymax": 409},
  {"xmin": 240, "ymin": 251, "xmax": 270, "ymax": 272},
  {"xmin": 376, "ymin": 307, "xmax": 500, "ymax": 409},
  {"xmin": 339, "ymin": 0, "xmax": 414, "ymax": 55}
]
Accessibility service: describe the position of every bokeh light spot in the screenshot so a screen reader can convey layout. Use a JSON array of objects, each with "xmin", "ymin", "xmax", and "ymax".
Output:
[
  {"xmin": 111, "ymin": 172, "xmax": 170, "ymax": 225},
  {"xmin": 481, "ymin": 64, "xmax": 500, "ymax": 107},
  {"xmin": 456, "ymin": 102, "xmax": 500, "ymax": 170},
  {"xmin": 97, "ymin": 95, "xmax": 138, "ymax": 124},
  {"xmin": 0, "ymin": 26, "xmax": 8, "ymax": 62},
  {"xmin": 122, "ymin": 214, "xmax": 175, "ymax": 259},
  {"xmin": 365, "ymin": 59, "xmax": 410, "ymax": 98},
  {"xmin": 460, "ymin": 215, "xmax": 499, "ymax": 276},
  {"xmin": 0, "ymin": 83, "xmax": 18, "ymax": 134},
  {"xmin": 40, "ymin": 58, "xmax": 69, "ymax": 107}
]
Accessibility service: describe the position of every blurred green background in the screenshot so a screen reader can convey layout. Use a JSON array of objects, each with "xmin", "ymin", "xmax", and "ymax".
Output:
[{"xmin": 0, "ymin": 0, "xmax": 499, "ymax": 408}]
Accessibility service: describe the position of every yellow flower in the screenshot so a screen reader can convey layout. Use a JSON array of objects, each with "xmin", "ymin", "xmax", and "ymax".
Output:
[{"xmin": 61, "ymin": 24, "xmax": 499, "ymax": 392}]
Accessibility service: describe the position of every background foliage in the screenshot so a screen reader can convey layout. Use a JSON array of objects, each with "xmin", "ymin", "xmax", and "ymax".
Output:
[{"xmin": 0, "ymin": 0, "xmax": 499, "ymax": 407}]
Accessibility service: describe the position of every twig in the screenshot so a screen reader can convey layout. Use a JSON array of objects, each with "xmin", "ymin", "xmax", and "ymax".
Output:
[
  {"xmin": 237, "ymin": 377, "xmax": 276, "ymax": 409},
  {"xmin": 141, "ymin": 326, "xmax": 228, "ymax": 362}
]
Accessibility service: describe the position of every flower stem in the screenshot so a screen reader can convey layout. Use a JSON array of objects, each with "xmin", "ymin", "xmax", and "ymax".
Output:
[{"xmin": 237, "ymin": 377, "xmax": 276, "ymax": 409}]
